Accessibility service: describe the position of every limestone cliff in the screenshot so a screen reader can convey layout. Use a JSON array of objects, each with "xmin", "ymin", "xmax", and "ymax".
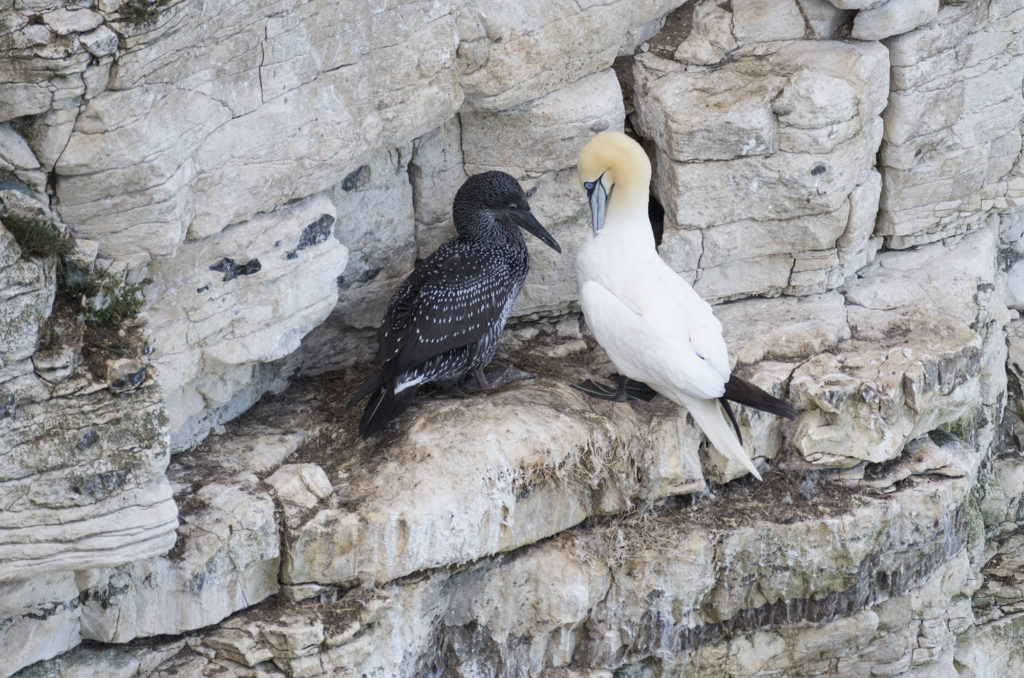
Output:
[{"xmin": 2, "ymin": 0, "xmax": 1024, "ymax": 676}]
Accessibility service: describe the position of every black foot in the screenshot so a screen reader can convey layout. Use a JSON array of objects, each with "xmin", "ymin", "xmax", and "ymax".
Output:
[
  {"xmin": 572, "ymin": 374, "xmax": 659, "ymax": 403},
  {"xmin": 464, "ymin": 365, "xmax": 536, "ymax": 390}
]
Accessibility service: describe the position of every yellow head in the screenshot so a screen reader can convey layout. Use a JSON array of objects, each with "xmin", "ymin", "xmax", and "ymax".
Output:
[{"xmin": 576, "ymin": 131, "xmax": 652, "ymax": 234}]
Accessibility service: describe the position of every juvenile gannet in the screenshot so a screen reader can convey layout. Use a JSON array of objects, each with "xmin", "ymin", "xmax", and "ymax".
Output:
[
  {"xmin": 575, "ymin": 131, "xmax": 795, "ymax": 480},
  {"xmin": 350, "ymin": 170, "xmax": 561, "ymax": 439}
]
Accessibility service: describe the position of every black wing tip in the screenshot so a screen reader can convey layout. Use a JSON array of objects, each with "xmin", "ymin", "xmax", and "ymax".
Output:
[
  {"xmin": 718, "ymin": 396, "xmax": 743, "ymax": 445},
  {"xmin": 723, "ymin": 374, "xmax": 798, "ymax": 420},
  {"xmin": 349, "ymin": 371, "xmax": 384, "ymax": 408},
  {"xmin": 357, "ymin": 385, "xmax": 416, "ymax": 439}
]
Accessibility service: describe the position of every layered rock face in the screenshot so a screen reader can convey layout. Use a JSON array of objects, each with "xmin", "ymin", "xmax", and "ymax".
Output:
[{"xmin": 2, "ymin": 0, "xmax": 1024, "ymax": 676}]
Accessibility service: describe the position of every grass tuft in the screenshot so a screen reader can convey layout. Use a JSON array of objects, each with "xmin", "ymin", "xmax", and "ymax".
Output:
[{"xmin": 3, "ymin": 213, "xmax": 75, "ymax": 258}]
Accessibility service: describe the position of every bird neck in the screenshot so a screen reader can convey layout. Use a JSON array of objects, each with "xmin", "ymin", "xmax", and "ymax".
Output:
[{"xmin": 603, "ymin": 180, "xmax": 655, "ymax": 249}]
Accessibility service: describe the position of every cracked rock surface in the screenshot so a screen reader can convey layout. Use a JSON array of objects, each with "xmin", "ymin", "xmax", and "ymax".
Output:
[{"xmin": 4, "ymin": 0, "xmax": 1024, "ymax": 676}]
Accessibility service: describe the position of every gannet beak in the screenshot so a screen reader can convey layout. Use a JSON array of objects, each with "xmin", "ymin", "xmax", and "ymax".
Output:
[
  {"xmin": 507, "ymin": 208, "xmax": 561, "ymax": 253},
  {"xmin": 584, "ymin": 172, "xmax": 607, "ymax": 234}
]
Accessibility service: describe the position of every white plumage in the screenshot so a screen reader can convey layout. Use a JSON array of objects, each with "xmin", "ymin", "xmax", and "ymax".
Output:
[{"xmin": 575, "ymin": 131, "xmax": 764, "ymax": 480}]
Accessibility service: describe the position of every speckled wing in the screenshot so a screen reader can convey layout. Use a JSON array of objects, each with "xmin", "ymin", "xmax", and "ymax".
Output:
[{"xmin": 378, "ymin": 241, "xmax": 510, "ymax": 383}]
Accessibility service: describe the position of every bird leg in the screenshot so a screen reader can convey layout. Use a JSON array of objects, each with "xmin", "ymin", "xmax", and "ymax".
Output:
[
  {"xmin": 464, "ymin": 364, "xmax": 536, "ymax": 391},
  {"xmin": 572, "ymin": 373, "xmax": 659, "ymax": 402}
]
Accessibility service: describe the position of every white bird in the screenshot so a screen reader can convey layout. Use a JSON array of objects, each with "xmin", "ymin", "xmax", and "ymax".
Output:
[{"xmin": 574, "ymin": 131, "xmax": 795, "ymax": 481}]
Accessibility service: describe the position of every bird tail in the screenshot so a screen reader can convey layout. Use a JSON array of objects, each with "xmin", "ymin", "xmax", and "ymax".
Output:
[
  {"xmin": 357, "ymin": 386, "xmax": 415, "ymax": 439},
  {"xmin": 348, "ymin": 371, "xmax": 383, "ymax": 408},
  {"xmin": 723, "ymin": 374, "xmax": 796, "ymax": 419},
  {"xmin": 349, "ymin": 371, "xmax": 414, "ymax": 439},
  {"xmin": 676, "ymin": 391, "xmax": 762, "ymax": 481}
]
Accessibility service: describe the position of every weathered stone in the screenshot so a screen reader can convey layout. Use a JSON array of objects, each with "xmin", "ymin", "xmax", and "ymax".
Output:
[
  {"xmin": 79, "ymin": 25, "xmax": 119, "ymax": 57},
  {"xmin": 77, "ymin": 468, "xmax": 279, "ymax": 643},
  {"xmin": 0, "ymin": 223, "xmax": 55, "ymax": 377},
  {"xmin": 462, "ymin": 69, "xmax": 624, "ymax": 176},
  {"xmin": 851, "ymin": 0, "xmax": 939, "ymax": 40},
  {"xmin": 790, "ymin": 230, "xmax": 999, "ymax": 468},
  {"xmin": 673, "ymin": 0, "xmax": 738, "ymax": 65},
  {"xmin": 633, "ymin": 38, "xmax": 887, "ymax": 301},
  {"xmin": 0, "ymin": 573, "xmax": 81, "ymax": 677},
  {"xmin": 296, "ymin": 146, "xmax": 414, "ymax": 376},
  {"xmin": 266, "ymin": 463, "xmax": 333, "ymax": 518},
  {"xmin": 169, "ymin": 432, "xmax": 981, "ymax": 678},
  {"xmin": 279, "ymin": 374, "xmax": 707, "ymax": 587},
  {"xmin": 42, "ymin": 7, "xmax": 103, "ymax": 35},
  {"xmin": 145, "ymin": 194, "xmax": 347, "ymax": 448},
  {"xmin": 877, "ymin": 1, "xmax": 1024, "ymax": 248},
  {"xmin": 458, "ymin": 0, "xmax": 680, "ymax": 111},
  {"xmin": 106, "ymin": 358, "xmax": 147, "ymax": 393},
  {"xmin": 0, "ymin": 376, "xmax": 177, "ymax": 582},
  {"xmin": 796, "ymin": 0, "xmax": 854, "ymax": 38},
  {"xmin": 717, "ymin": 292, "xmax": 851, "ymax": 365},
  {"xmin": 410, "ymin": 117, "xmax": 467, "ymax": 259},
  {"xmin": 55, "ymin": 1, "xmax": 463, "ymax": 255},
  {"xmin": 731, "ymin": 0, "xmax": 807, "ymax": 43}
]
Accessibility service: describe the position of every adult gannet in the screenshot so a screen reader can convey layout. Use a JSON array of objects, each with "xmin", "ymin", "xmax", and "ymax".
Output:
[
  {"xmin": 575, "ymin": 131, "xmax": 795, "ymax": 480},
  {"xmin": 350, "ymin": 170, "xmax": 561, "ymax": 439}
]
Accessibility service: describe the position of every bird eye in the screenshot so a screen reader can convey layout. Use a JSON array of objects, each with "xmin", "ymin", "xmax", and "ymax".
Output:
[
  {"xmin": 583, "ymin": 181, "xmax": 596, "ymax": 193},
  {"xmin": 509, "ymin": 203, "xmax": 517, "ymax": 209}
]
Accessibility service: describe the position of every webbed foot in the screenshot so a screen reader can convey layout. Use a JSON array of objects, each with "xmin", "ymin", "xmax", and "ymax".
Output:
[{"xmin": 572, "ymin": 374, "xmax": 659, "ymax": 402}]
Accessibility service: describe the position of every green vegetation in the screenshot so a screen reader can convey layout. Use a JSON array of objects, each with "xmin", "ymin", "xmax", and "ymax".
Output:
[
  {"xmin": 3, "ymin": 213, "xmax": 75, "ymax": 258},
  {"xmin": 64, "ymin": 267, "xmax": 144, "ymax": 327},
  {"xmin": 121, "ymin": 0, "xmax": 171, "ymax": 26},
  {"xmin": 936, "ymin": 410, "xmax": 978, "ymax": 444}
]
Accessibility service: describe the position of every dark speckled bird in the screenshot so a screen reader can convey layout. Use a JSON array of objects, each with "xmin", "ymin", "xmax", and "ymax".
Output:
[{"xmin": 348, "ymin": 171, "xmax": 561, "ymax": 439}]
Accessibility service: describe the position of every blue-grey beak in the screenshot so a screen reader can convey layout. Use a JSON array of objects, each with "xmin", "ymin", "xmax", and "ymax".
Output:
[{"xmin": 584, "ymin": 172, "xmax": 607, "ymax": 234}]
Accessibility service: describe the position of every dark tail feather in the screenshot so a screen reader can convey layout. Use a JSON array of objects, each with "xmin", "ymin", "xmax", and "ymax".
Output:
[
  {"xmin": 348, "ymin": 371, "xmax": 384, "ymax": 408},
  {"xmin": 723, "ymin": 374, "xmax": 797, "ymax": 420},
  {"xmin": 718, "ymin": 397, "xmax": 743, "ymax": 445},
  {"xmin": 358, "ymin": 386, "xmax": 415, "ymax": 439}
]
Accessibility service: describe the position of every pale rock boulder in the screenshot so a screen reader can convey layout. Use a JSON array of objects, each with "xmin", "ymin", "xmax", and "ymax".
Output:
[
  {"xmin": 0, "ymin": 373, "xmax": 178, "ymax": 583},
  {"xmin": 55, "ymin": 85, "xmax": 232, "ymax": 260},
  {"xmin": 851, "ymin": 0, "xmax": 939, "ymax": 40},
  {"xmin": 672, "ymin": 0, "xmax": 850, "ymax": 68},
  {"xmin": 54, "ymin": 0, "xmax": 463, "ymax": 256},
  {"xmin": 716, "ymin": 292, "xmax": 851, "ymax": 366},
  {"xmin": 0, "ymin": 8, "xmax": 92, "ymax": 122},
  {"xmin": 0, "ymin": 216, "xmax": 55, "ymax": 387},
  {"xmin": 297, "ymin": 145, "xmax": 415, "ymax": 375},
  {"xmin": 177, "ymin": 433, "xmax": 981, "ymax": 677},
  {"xmin": 145, "ymin": 194, "xmax": 347, "ymax": 449},
  {"xmin": 0, "ymin": 573, "xmax": 81, "ymax": 678},
  {"xmin": 673, "ymin": 0, "xmax": 739, "ymax": 65},
  {"xmin": 877, "ymin": 0, "xmax": 1024, "ymax": 248},
  {"xmin": 1000, "ymin": 209, "xmax": 1024, "ymax": 310},
  {"xmin": 458, "ymin": 0, "xmax": 680, "ymax": 111},
  {"xmin": 0, "ymin": 124, "xmax": 46, "ymax": 198},
  {"xmin": 461, "ymin": 68, "xmax": 625, "ymax": 316},
  {"xmin": 77, "ymin": 470, "xmax": 280, "ymax": 643},
  {"xmin": 796, "ymin": 0, "xmax": 855, "ymax": 38},
  {"xmin": 731, "ymin": 0, "xmax": 807, "ymax": 43},
  {"xmin": 789, "ymin": 230, "xmax": 1002, "ymax": 468},
  {"xmin": 325, "ymin": 145, "xmax": 415, "ymax": 332},
  {"xmin": 410, "ymin": 117, "xmax": 468, "ymax": 258},
  {"xmin": 633, "ymin": 39, "xmax": 888, "ymax": 301},
  {"xmin": 278, "ymin": 374, "xmax": 707, "ymax": 588}
]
